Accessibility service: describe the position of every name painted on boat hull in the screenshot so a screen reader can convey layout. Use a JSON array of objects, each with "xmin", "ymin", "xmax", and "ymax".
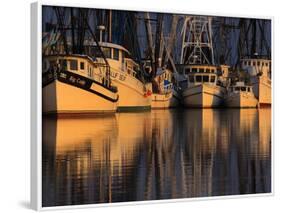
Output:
[{"xmin": 110, "ymin": 70, "xmax": 127, "ymax": 81}]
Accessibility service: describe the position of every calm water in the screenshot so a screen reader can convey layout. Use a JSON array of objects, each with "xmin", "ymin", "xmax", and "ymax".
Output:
[{"xmin": 42, "ymin": 108, "xmax": 271, "ymax": 207}]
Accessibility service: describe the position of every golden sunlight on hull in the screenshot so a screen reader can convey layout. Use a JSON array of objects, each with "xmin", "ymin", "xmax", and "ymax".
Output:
[
  {"xmin": 225, "ymin": 93, "xmax": 258, "ymax": 108},
  {"xmin": 182, "ymin": 84, "xmax": 225, "ymax": 108},
  {"xmin": 112, "ymin": 79, "xmax": 152, "ymax": 111},
  {"xmin": 151, "ymin": 92, "xmax": 173, "ymax": 109},
  {"xmin": 252, "ymin": 78, "xmax": 271, "ymax": 106},
  {"xmin": 43, "ymin": 80, "xmax": 118, "ymax": 114}
]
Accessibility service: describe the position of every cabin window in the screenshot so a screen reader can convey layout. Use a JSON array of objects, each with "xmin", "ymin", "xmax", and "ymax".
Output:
[
  {"xmin": 247, "ymin": 87, "xmax": 250, "ymax": 92},
  {"xmin": 253, "ymin": 61, "xmax": 256, "ymax": 66},
  {"xmin": 241, "ymin": 87, "xmax": 246, "ymax": 92},
  {"xmin": 133, "ymin": 66, "xmax": 138, "ymax": 72},
  {"xmin": 248, "ymin": 61, "xmax": 251, "ymax": 66},
  {"xmin": 211, "ymin": 69, "xmax": 215, "ymax": 73},
  {"xmin": 59, "ymin": 59, "xmax": 67, "ymax": 70},
  {"xmin": 244, "ymin": 61, "xmax": 247, "ymax": 65},
  {"xmin": 196, "ymin": 75, "xmax": 202, "ymax": 82},
  {"xmin": 210, "ymin": 76, "xmax": 216, "ymax": 83},
  {"xmin": 89, "ymin": 46, "xmax": 102, "ymax": 57},
  {"xmin": 88, "ymin": 67, "xmax": 93, "ymax": 78},
  {"xmin": 206, "ymin": 68, "xmax": 210, "ymax": 73},
  {"xmin": 80, "ymin": 62, "xmax": 85, "ymax": 70},
  {"xmin": 192, "ymin": 68, "xmax": 197, "ymax": 73},
  {"xmin": 257, "ymin": 61, "xmax": 260, "ymax": 66},
  {"xmin": 189, "ymin": 75, "xmax": 194, "ymax": 83},
  {"xmin": 262, "ymin": 62, "xmax": 264, "ymax": 66},
  {"xmin": 203, "ymin": 75, "xmax": 209, "ymax": 82},
  {"xmin": 121, "ymin": 52, "xmax": 125, "ymax": 63},
  {"xmin": 102, "ymin": 47, "xmax": 111, "ymax": 58},
  {"xmin": 265, "ymin": 62, "xmax": 268, "ymax": 66},
  {"xmin": 69, "ymin": 60, "xmax": 78, "ymax": 70},
  {"xmin": 199, "ymin": 68, "xmax": 204, "ymax": 73},
  {"xmin": 235, "ymin": 87, "xmax": 240, "ymax": 91},
  {"xmin": 113, "ymin": 48, "xmax": 119, "ymax": 60}
]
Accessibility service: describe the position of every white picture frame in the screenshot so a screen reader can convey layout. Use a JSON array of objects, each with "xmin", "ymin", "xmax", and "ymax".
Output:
[{"xmin": 31, "ymin": 1, "xmax": 274, "ymax": 210}]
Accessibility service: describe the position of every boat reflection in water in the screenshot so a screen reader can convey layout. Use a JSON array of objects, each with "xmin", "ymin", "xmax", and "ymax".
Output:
[{"xmin": 42, "ymin": 108, "xmax": 271, "ymax": 207}]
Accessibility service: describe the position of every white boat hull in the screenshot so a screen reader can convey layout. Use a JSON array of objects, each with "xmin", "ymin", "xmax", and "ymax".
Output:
[
  {"xmin": 151, "ymin": 88, "xmax": 181, "ymax": 109},
  {"xmin": 182, "ymin": 84, "xmax": 225, "ymax": 108},
  {"xmin": 110, "ymin": 70, "xmax": 152, "ymax": 111},
  {"xmin": 43, "ymin": 71, "xmax": 118, "ymax": 114},
  {"xmin": 225, "ymin": 93, "xmax": 258, "ymax": 108}
]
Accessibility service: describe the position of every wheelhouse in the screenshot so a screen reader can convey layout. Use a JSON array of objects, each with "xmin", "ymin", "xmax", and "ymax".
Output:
[
  {"xmin": 241, "ymin": 58, "xmax": 271, "ymax": 78},
  {"xmin": 229, "ymin": 85, "xmax": 253, "ymax": 93},
  {"xmin": 43, "ymin": 54, "xmax": 111, "ymax": 88},
  {"xmin": 180, "ymin": 65, "xmax": 219, "ymax": 86},
  {"xmin": 86, "ymin": 42, "xmax": 141, "ymax": 79},
  {"xmin": 85, "ymin": 42, "xmax": 128, "ymax": 64},
  {"xmin": 154, "ymin": 68, "xmax": 174, "ymax": 93},
  {"xmin": 241, "ymin": 58, "xmax": 271, "ymax": 68}
]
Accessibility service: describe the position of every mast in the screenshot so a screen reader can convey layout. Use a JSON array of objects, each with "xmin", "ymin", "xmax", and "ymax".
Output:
[
  {"xmin": 257, "ymin": 20, "xmax": 271, "ymax": 58},
  {"xmin": 144, "ymin": 12, "xmax": 155, "ymax": 73},
  {"xmin": 122, "ymin": 12, "xmax": 142, "ymax": 61},
  {"xmin": 154, "ymin": 14, "xmax": 164, "ymax": 73},
  {"xmin": 238, "ymin": 18, "xmax": 271, "ymax": 60},
  {"xmin": 70, "ymin": 8, "xmax": 76, "ymax": 53},
  {"xmin": 108, "ymin": 10, "xmax": 112, "ymax": 42},
  {"xmin": 250, "ymin": 20, "xmax": 257, "ymax": 56},
  {"xmin": 180, "ymin": 16, "xmax": 214, "ymax": 65},
  {"xmin": 212, "ymin": 17, "xmax": 240, "ymax": 65},
  {"xmin": 54, "ymin": 7, "xmax": 69, "ymax": 54},
  {"xmin": 237, "ymin": 19, "xmax": 248, "ymax": 66},
  {"xmin": 163, "ymin": 15, "xmax": 179, "ymax": 68},
  {"xmin": 208, "ymin": 17, "xmax": 215, "ymax": 65}
]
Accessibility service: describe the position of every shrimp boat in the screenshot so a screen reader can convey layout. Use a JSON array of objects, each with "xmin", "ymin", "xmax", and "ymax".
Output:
[
  {"xmin": 42, "ymin": 54, "xmax": 119, "ymax": 114},
  {"xmin": 241, "ymin": 57, "xmax": 271, "ymax": 106},
  {"xmin": 238, "ymin": 18, "xmax": 271, "ymax": 107},
  {"xmin": 225, "ymin": 81, "xmax": 258, "ymax": 108},
  {"xmin": 150, "ymin": 68, "xmax": 179, "ymax": 109},
  {"xmin": 177, "ymin": 16, "xmax": 227, "ymax": 108},
  {"xmin": 86, "ymin": 26, "xmax": 152, "ymax": 112},
  {"xmin": 179, "ymin": 65, "xmax": 226, "ymax": 108},
  {"xmin": 141, "ymin": 13, "xmax": 180, "ymax": 109}
]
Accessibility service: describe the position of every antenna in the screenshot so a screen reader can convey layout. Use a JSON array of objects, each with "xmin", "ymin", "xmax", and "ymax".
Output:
[
  {"xmin": 180, "ymin": 16, "xmax": 214, "ymax": 65},
  {"xmin": 97, "ymin": 25, "xmax": 105, "ymax": 42}
]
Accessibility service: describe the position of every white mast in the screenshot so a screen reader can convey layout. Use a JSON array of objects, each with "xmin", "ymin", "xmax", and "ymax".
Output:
[
  {"xmin": 144, "ymin": 12, "xmax": 155, "ymax": 61},
  {"xmin": 180, "ymin": 16, "xmax": 214, "ymax": 65}
]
